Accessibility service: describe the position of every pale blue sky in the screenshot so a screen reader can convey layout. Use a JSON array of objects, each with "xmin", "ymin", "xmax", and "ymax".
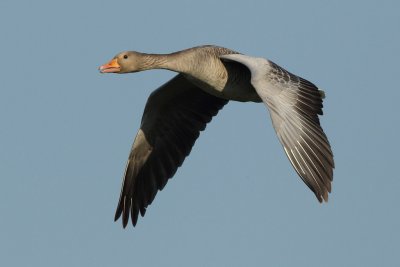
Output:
[{"xmin": 1, "ymin": 0, "xmax": 399, "ymax": 266}]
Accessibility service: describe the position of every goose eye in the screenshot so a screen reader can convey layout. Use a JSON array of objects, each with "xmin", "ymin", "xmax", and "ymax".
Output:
[{"xmin": 123, "ymin": 55, "xmax": 128, "ymax": 59}]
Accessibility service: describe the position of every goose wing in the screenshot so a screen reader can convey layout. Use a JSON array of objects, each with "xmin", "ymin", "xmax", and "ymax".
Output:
[
  {"xmin": 221, "ymin": 54, "xmax": 334, "ymax": 202},
  {"xmin": 115, "ymin": 74, "xmax": 228, "ymax": 227}
]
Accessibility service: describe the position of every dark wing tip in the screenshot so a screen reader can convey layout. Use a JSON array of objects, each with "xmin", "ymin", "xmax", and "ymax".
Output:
[
  {"xmin": 312, "ymin": 184, "xmax": 329, "ymax": 203},
  {"xmin": 131, "ymin": 205, "xmax": 139, "ymax": 227},
  {"xmin": 114, "ymin": 204, "xmax": 123, "ymax": 222},
  {"xmin": 322, "ymin": 189, "xmax": 329, "ymax": 202},
  {"xmin": 114, "ymin": 195, "xmax": 139, "ymax": 228}
]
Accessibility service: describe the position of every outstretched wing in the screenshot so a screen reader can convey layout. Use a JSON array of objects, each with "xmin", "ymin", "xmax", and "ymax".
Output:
[
  {"xmin": 221, "ymin": 54, "xmax": 334, "ymax": 202},
  {"xmin": 115, "ymin": 74, "xmax": 228, "ymax": 227}
]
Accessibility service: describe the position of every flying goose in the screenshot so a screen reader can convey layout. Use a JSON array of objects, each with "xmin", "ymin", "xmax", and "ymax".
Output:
[{"xmin": 99, "ymin": 45, "xmax": 334, "ymax": 228}]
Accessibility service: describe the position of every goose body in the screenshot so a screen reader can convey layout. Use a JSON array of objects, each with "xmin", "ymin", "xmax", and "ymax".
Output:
[{"xmin": 99, "ymin": 45, "xmax": 334, "ymax": 228}]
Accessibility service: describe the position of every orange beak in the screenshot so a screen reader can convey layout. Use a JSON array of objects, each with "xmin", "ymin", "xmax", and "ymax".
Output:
[{"xmin": 99, "ymin": 58, "xmax": 121, "ymax": 73}]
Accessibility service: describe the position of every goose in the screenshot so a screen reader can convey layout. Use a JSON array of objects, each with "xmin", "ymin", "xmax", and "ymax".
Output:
[{"xmin": 99, "ymin": 45, "xmax": 334, "ymax": 228}]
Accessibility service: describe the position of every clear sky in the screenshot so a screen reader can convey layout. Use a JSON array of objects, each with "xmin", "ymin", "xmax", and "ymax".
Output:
[{"xmin": 1, "ymin": 0, "xmax": 399, "ymax": 266}]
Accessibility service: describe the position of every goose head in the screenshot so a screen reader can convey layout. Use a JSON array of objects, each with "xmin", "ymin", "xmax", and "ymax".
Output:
[{"xmin": 99, "ymin": 51, "xmax": 144, "ymax": 74}]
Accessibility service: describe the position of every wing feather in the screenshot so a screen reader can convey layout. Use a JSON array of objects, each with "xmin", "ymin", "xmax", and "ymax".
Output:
[
  {"xmin": 220, "ymin": 54, "xmax": 334, "ymax": 202},
  {"xmin": 259, "ymin": 61, "xmax": 334, "ymax": 201},
  {"xmin": 115, "ymin": 74, "xmax": 228, "ymax": 227}
]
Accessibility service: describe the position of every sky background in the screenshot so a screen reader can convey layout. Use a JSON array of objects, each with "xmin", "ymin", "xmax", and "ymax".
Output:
[{"xmin": 1, "ymin": 0, "xmax": 399, "ymax": 266}]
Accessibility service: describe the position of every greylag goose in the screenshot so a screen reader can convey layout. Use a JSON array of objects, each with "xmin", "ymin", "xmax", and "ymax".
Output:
[{"xmin": 99, "ymin": 45, "xmax": 334, "ymax": 228}]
